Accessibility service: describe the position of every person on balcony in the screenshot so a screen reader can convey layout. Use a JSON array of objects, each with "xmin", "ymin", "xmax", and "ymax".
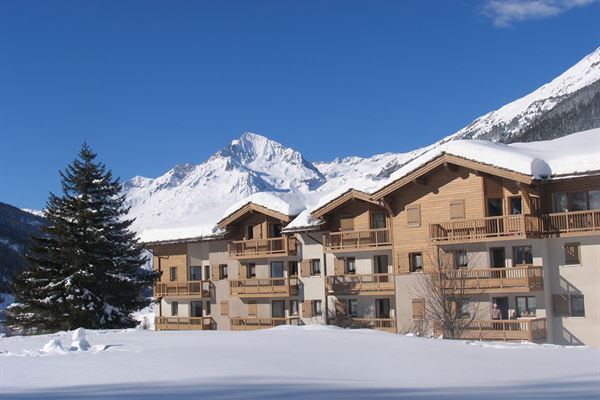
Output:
[{"xmin": 491, "ymin": 303, "xmax": 503, "ymax": 330}]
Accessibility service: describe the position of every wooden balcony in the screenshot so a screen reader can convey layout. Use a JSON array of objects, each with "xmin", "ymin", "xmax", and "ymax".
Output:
[
  {"xmin": 435, "ymin": 318, "xmax": 547, "ymax": 342},
  {"xmin": 229, "ymin": 277, "xmax": 299, "ymax": 298},
  {"xmin": 154, "ymin": 281, "xmax": 212, "ymax": 298},
  {"xmin": 324, "ymin": 228, "xmax": 391, "ymax": 252},
  {"xmin": 430, "ymin": 214, "xmax": 542, "ymax": 243},
  {"xmin": 155, "ymin": 316, "xmax": 214, "ymax": 331},
  {"xmin": 326, "ymin": 273, "xmax": 395, "ymax": 295},
  {"xmin": 440, "ymin": 266, "xmax": 543, "ymax": 293},
  {"xmin": 228, "ymin": 236, "xmax": 298, "ymax": 259},
  {"xmin": 543, "ymin": 209, "xmax": 600, "ymax": 236},
  {"xmin": 329, "ymin": 317, "xmax": 397, "ymax": 333},
  {"xmin": 230, "ymin": 317, "xmax": 301, "ymax": 331}
]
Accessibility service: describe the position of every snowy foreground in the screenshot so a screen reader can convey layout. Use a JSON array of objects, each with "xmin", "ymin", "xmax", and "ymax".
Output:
[{"xmin": 1, "ymin": 326, "xmax": 599, "ymax": 400}]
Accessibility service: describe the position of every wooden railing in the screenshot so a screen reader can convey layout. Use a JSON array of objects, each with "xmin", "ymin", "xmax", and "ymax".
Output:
[
  {"xmin": 230, "ymin": 317, "xmax": 301, "ymax": 331},
  {"xmin": 440, "ymin": 266, "xmax": 543, "ymax": 293},
  {"xmin": 326, "ymin": 273, "xmax": 395, "ymax": 294},
  {"xmin": 229, "ymin": 277, "xmax": 299, "ymax": 298},
  {"xmin": 154, "ymin": 281, "xmax": 212, "ymax": 298},
  {"xmin": 430, "ymin": 214, "xmax": 542, "ymax": 243},
  {"xmin": 228, "ymin": 236, "xmax": 298, "ymax": 259},
  {"xmin": 324, "ymin": 228, "xmax": 391, "ymax": 252},
  {"xmin": 543, "ymin": 209, "xmax": 600, "ymax": 235},
  {"xmin": 329, "ymin": 317, "xmax": 397, "ymax": 333},
  {"xmin": 155, "ymin": 316, "xmax": 214, "ymax": 331},
  {"xmin": 435, "ymin": 318, "xmax": 547, "ymax": 342}
]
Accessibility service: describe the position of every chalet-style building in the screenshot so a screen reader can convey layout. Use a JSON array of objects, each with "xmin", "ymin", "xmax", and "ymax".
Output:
[{"xmin": 147, "ymin": 131, "xmax": 599, "ymax": 346}]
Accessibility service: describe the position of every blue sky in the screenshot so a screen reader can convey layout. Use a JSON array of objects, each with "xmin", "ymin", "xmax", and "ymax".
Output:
[{"xmin": 1, "ymin": 0, "xmax": 599, "ymax": 210}]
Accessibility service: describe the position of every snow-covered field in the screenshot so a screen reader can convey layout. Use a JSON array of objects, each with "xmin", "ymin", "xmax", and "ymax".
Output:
[{"xmin": 1, "ymin": 326, "xmax": 598, "ymax": 399}]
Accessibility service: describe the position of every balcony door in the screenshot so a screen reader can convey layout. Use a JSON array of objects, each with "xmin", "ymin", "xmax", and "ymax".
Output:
[
  {"xmin": 190, "ymin": 301, "xmax": 203, "ymax": 318},
  {"xmin": 189, "ymin": 266, "xmax": 202, "ymax": 281},
  {"xmin": 271, "ymin": 261, "xmax": 285, "ymax": 286},
  {"xmin": 490, "ymin": 248, "xmax": 506, "ymax": 269},
  {"xmin": 371, "ymin": 211, "xmax": 387, "ymax": 229},
  {"xmin": 375, "ymin": 298, "xmax": 390, "ymax": 319},
  {"xmin": 374, "ymin": 255, "xmax": 389, "ymax": 274},
  {"xmin": 492, "ymin": 296, "xmax": 509, "ymax": 320},
  {"xmin": 268, "ymin": 222, "xmax": 282, "ymax": 238},
  {"xmin": 271, "ymin": 300, "xmax": 285, "ymax": 318}
]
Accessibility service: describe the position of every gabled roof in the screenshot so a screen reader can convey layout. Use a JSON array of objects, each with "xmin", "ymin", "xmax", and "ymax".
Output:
[
  {"xmin": 217, "ymin": 202, "xmax": 293, "ymax": 230},
  {"xmin": 311, "ymin": 189, "xmax": 381, "ymax": 219}
]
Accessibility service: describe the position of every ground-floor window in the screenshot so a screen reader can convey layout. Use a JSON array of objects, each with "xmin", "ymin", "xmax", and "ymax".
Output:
[
  {"xmin": 171, "ymin": 301, "xmax": 179, "ymax": 316},
  {"xmin": 289, "ymin": 300, "xmax": 299, "ymax": 316},
  {"xmin": 190, "ymin": 301, "xmax": 203, "ymax": 317},
  {"xmin": 516, "ymin": 296, "xmax": 536, "ymax": 317},
  {"xmin": 312, "ymin": 300, "xmax": 322, "ymax": 317},
  {"xmin": 553, "ymin": 294, "xmax": 585, "ymax": 317},
  {"xmin": 272, "ymin": 300, "xmax": 285, "ymax": 318}
]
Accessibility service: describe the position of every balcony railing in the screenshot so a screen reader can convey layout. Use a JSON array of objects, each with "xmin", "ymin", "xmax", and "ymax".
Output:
[
  {"xmin": 154, "ymin": 281, "xmax": 212, "ymax": 298},
  {"xmin": 543, "ymin": 209, "xmax": 600, "ymax": 235},
  {"xmin": 434, "ymin": 318, "xmax": 547, "ymax": 342},
  {"xmin": 324, "ymin": 228, "xmax": 391, "ymax": 252},
  {"xmin": 430, "ymin": 214, "xmax": 542, "ymax": 243},
  {"xmin": 228, "ymin": 236, "xmax": 298, "ymax": 259},
  {"xmin": 326, "ymin": 273, "xmax": 395, "ymax": 295},
  {"xmin": 329, "ymin": 317, "xmax": 397, "ymax": 333},
  {"xmin": 155, "ymin": 316, "xmax": 214, "ymax": 331},
  {"xmin": 229, "ymin": 277, "xmax": 299, "ymax": 298},
  {"xmin": 230, "ymin": 316, "xmax": 301, "ymax": 331},
  {"xmin": 440, "ymin": 265, "xmax": 543, "ymax": 293}
]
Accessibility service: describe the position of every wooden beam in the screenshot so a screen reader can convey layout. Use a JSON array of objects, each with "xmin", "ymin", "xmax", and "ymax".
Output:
[{"xmin": 443, "ymin": 162, "xmax": 458, "ymax": 172}]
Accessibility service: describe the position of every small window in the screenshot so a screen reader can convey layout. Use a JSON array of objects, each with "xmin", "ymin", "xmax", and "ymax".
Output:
[
  {"xmin": 406, "ymin": 205, "xmax": 421, "ymax": 227},
  {"xmin": 450, "ymin": 200, "xmax": 465, "ymax": 220},
  {"xmin": 189, "ymin": 266, "xmax": 202, "ymax": 281},
  {"xmin": 288, "ymin": 261, "xmax": 298, "ymax": 277},
  {"xmin": 371, "ymin": 211, "xmax": 387, "ymax": 229},
  {"xmin": 171, "ymin": 301, "xmax": 179, "ymax": 316},
  {"xmin": 487, "ymin": 198, "xmax": 503, "ymax": 217},
  {"xmin": 513, "ymin": 246, "xmax": 533, "ymax": 265},
  {"xmin": 516, "ymin": 296, "xmax": 536, "ymax": 316},
  {"xmin": 553, "ymin": 192, "xmax": 568, "ymax": 213},
  {"xmin": 346, "ymin": 299, "xmax": 358, "ymax": 317},
  {"xmin": 412, "ymin": 298, "xmax": 425, "ymax": 320},
  {"xmin": 290, "ymin": 300, "xmax": 299, "ymax": 316},
  {"xmin": 190, "ymin": 301, "xmax": 203, "ymax": 317},
  {"xmin": 570, "ymin": 294, "xmax": 585, "ymax": 317},
  {"xmin": 552, "ymin": 295, "xmax": 569, "ymax": 316},
  {"xmin": 312, "ymin": 300, "xmax": 322, "ymax": 316},
  {"xmin": 564, "ymin": 243, "xmax": 580, "ymax": 265},
  {"xmin": 459, "ymin": 299, "xmax": 470, "ymax": 318},
  {"xmin": 268, "ymin": 223, "xmax": 282, "ymax": 238},
  {"xmin": 571, "ymin": 192, "xmax": 587, "ymax": 211},
  {"xmin": 169, "ymin": 267, "xmax": 177, "ymax": 282},
  {"xmin": 452, "ymin": 250, "xmax": 468, "ymax": 269},
  {"xmin": 246, "ymin": 225, "xmax": 254, "ymax": 240},
  {"xmin": 340, "ymin": 215, "xmax": 354, "ymax": 231},
  {"xmin": 588, "ymin": 190, "xmax": 600, "ymax": 210},
  {"xmin": 409, "ymin": 252, "xmax": 423, "ymax": 273},
  {"xmin": 509, "ymin": 196, "xmax": 523, "ymax": 215},
  {"xmin": 247, "ymin": 263, "xmax": 256, "ymax": 278},
  {"xmin": 311, "ymin": 259, "xmax": 321, "ymax": 275},
  {"xmin": 219, "ymin": 264, "xmax": 228, "ymax": 280},
  {"xmin": 220, "ymin": 301, "xmax": 229, "ymax": 317},
  {"xmin": 553, "ymin": 294, "xmax": 585, "ymax": 317},
  {"xmin": 374, "ymin": 255, "xmax": 388, "ymax": 274},
  {"xmin": 345, "ymin": 257, "xmax": 356, "ymax": 274}
]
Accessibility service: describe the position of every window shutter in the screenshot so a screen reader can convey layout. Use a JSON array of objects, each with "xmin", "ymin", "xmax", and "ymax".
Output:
[
  {"xmin": 239, "ymin": 264, "xmax": 247, "ymax": 279},
  {"xmin": 300, "ymin": 260, "xmax": 311, "ymax": 277},
  {"xmin": 334, "ymin": 258, "xmax": 345, "ymax": 275},
  {"xmin": 450, "ymin": 200, "xmax": 465, "ymax": 220},
  {"xmin": 248, "ymin": 301, "xmax": 257, "ymax": 317},
  {"xmin": 412, "ymin": 299, "xmax": 425, "ymax": 320},
  {"xmin": 303, "ymin": 301, "xmax": 312, "ymax": 318},
  {"xmin": 552, "ymin": 295, "xmax": 569, "ymax": 316},
  {"xmin": 212, "ymin": 265, "xmax": 220, "ymax": 280},
  {"xmin": 564, "ymin": 243, "xmax": 580, "ymax": 265},
  {"xmin": 220, "ymin": 301, "xmax": 229, "ymax": 317},
  {"xmin": 406, "ymin": 205, "xmax": 421, "ymax": 226},
  {"xmin": 340, "ymin": 216, "xmax": 354, "ymax": 231}
]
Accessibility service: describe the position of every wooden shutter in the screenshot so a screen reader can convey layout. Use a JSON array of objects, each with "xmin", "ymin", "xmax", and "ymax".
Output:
[
  {"xmin": 450, "ymin": 200, "xmax": 465, "ymax": 220},
  {"xmin": 553, "ymin": 295, "xmax": 569, "ymax": 316},
  {"xmin": 412, "ymin": 299, "xmax": 425, "ymax": 320},
  {"xmin": 239, "ymin": 264, "xmax": 247, "ymax": 279},
  {"xmin": 300, "ymin": 260, "xmax": 311, "ymax": 277},
  {"xmin": 406, "ymin": 205, "xmax": 421, "ymax": 226},
  {"xmin": 220, "ymin": 301, "xmax": 229, "ymax": 316},
  {"xmin": 303, "ymin": 301, "xmax": 312, "ymax": 318},
  {"xmin": 564, "ymin": 243, "xmax": 580, "ymax": 265},
  {"xmin": 248, "ymin": 301, "xmax": 257, "ymax": 317},
  {"xmin": 253, "ymin": 223, "xmax": 262, "ymax": 239},
  {"xmin": 334, "ymin": 258, "xmax": 345, "ymax": 275},
  {"xmin": 212, "ymin": 265, "xmax": 220, "ymax": 280},
  {"xmin": 340, "ymin": 216, "xmax": 354, "ymax": 231}
]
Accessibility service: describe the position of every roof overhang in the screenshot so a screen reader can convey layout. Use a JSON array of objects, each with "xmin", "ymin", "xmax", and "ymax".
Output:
[
  {"xmin": 311, "ymin": 189, "xmax": 382, "ymax": 220},
  {"xmin": 217, "ymin": 202, "xmax": 293, "ymax": 230}
]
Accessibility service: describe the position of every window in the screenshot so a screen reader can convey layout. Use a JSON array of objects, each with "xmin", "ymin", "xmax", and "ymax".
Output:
[
  {"xmin": 589, "ymin": 190, "xmax": 600, "ymax": 209},
  {"xmin": 219, "ymin": 264, "xmax": 228, "ymax": 279},
  {"xmin": 409, "ymin": 252, "xmax": 423, "ymax": 273},
  {"xmin": 220, "ymin": 301, "xmax": 229, "ymax": 317},
  {"xmin": 553, "ymin": 294, "xmax": 585, "ymax": 317},
  {"xmin": 412, "ymin": 298, "xmax": 425, "ymax": 320},
  {"xmin": 406, "ymin": 205, "xmax": 421, "ymax": 226},
  {"xmin": 375, "ymin": 298, "xmax": 390, "ymax": 318},
  {"xmin": 564, "ymin": 243, "xmax": 580, "ymax": 265},
  {"xmin": 371, "ymin": 211, "xmax": 387, "ymax": 229},
  {"xmin": 246, "ymin": 225, "xmax": 254, "ymax": 239},
  {"xmin": 312, "ymin": 300, "xmax": 323, "ymax": 317},
  {"xmin": 374, "ymin": 255, "xmax": 389, "ymax": 274},
  {"xmin": 346, "ymin": 299, "xmax": 358, "ymax": 317},
  {"xmin": 205, "ymin": 301, "xmax": 211, "ymax": 316},
  {"xmin": 247, "ymin": 263, "xmax": 256, "ymax": 278},
  {"xmin": 459, "ymin": 299, "xmax": 470, "ymax": 318},
  {"xmin": 310, "ymin": 259, "xmax": 321, "ymax": 275},
  {"xmin": 571, "ymin": 191, "xmax": 587, "ymax": 211},
  {"xmin": 490, "ymin": 247, "xmax": 506, "ymax": 268},
  {"xmin": 289, "ymin": 300, "xmax": 299, "ymax": 316},
  {"xmin": 340, "ymin": 215, "xmax": 354, "ymax": 231},
  {"xmin": 270, "ymin": 261, "xmax": 285, "ymax": 278},
  {"xmin": 190, "ymin": 301, "xmax": 203, "ymax": 317},
  {"xmin": 288, "ymin": 261, "xmax": 298, "ymax": 277},
  {"xmin": 553, "ymin": 192, "xmax": 568, "ymax": 212},
  {"xmin": 268, "ymin": 223, "xmax": 282, "ymax": 238},
  {"xmin": 189, "ymin": 266, "xmax": 202, "ymax": 281},
  {"xmin": 516, "ymin": 296, "xmax": 536, "ymax": 316},
  {"xmin": 171, "ymin": 301, "xmax": 179, "ymax": 316},
  {"xmin": 203, "ymin": 265, "xmax": 210, "ymax": 280},
  {"xmin": 513, "ymin": 246, "xmax": 533, "ymax": 265},
  {"xmin": 169, "ymin": 267, "xmax": 177, "ymax": 282},
  {"xmin": 487, "ymin": 198, "xmax": 503, "ymax": 217},
  {"xmin": 450, "ymin": 200, "xmax": 465, "ymax": 220},
  {"xmin": 345, "ymin": 257, "xmax": 356, "ymax": 274},
  {"xmin": 509, "ymin": 196, "xmax": 523, "ymax": 215},
  {"xmin": 452, "ymin": 250, "xmax": 468, "ymax": 269}
]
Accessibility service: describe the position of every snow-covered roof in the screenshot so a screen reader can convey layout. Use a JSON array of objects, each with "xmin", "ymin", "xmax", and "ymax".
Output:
[
  {"xmin": 220, "ymin": 192, "xmax": 306, "ymax": 222},
  {"xmin": 141, "ymin": 225, "xmax": 223, "ymax": 244}
]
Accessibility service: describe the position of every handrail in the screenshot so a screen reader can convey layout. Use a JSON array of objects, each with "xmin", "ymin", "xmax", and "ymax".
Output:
[
  {"xmin": 227, "ymin": 236, "xmax": 298, "ymax": 257},
  {"xmin": 440, "ymin": 266, "xmax": 543, "ymax": 291},
  {"xmin": 230, "ymin": 317, "xmax": 301, "ymax": 330},
  {"xmin": 324, "ymin": 228, "xmax": 391, "ymax": 251},
  {"xmin": 229, "ymin": 277, "xmax": 299, "ymax": 297},
  {"xmin": 430, "ymin": 214, "xmax": 542, "ymax": 242},
  {"xmin": 154, "ymin": 281, "xmax": 212, "ymax": 297},
  {"xmin": 543, "ymin": 209, "xmax": 600, "ymax": 234},
  {"xmin": 326, "ymin": 273, "xmax": 395, "ymax": 293},
  {"xmin": 434, "ymin": 318, "xmax": 547, "ymax": 341},
  {"xmin": 155, "ymin": 316, "xmax": 213, "ymax": 330}
]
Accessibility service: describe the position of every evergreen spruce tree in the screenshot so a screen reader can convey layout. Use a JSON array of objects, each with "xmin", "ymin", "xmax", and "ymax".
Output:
[{"xmin": 8, "ymin": 144, "xmax": 158, "ymax": 333}]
